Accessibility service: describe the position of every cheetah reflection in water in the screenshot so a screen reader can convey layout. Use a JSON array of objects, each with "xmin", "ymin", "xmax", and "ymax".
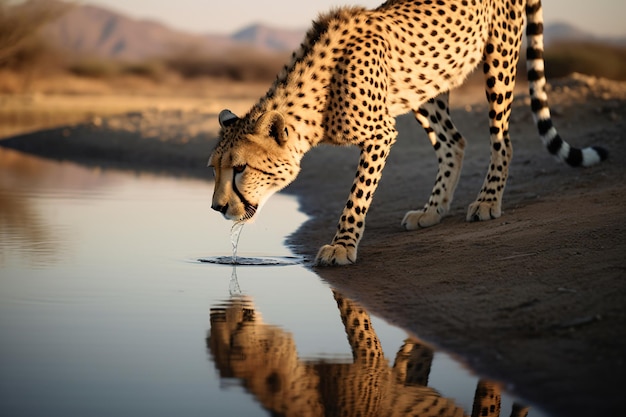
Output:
[{"xmin": 207, "ymin": 290, "xmax": 531, "ymax": 417}]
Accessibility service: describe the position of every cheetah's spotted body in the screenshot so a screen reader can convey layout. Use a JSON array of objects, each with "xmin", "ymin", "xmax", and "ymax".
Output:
[{"xmin": 209, "ymin": 0, "xmax": 607, "ymax": 265}]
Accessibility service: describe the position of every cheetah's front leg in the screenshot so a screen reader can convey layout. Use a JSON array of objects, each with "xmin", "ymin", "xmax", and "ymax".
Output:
[
  {"xmin": 467, "ymin": 29, "xmax": 521, "ymax": 222},
  {"xmin": 316, "ymin": 138, "xmax": 394, "ymax": 266}
]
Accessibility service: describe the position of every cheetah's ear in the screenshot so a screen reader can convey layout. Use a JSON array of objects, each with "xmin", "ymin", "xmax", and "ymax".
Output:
[
  {"xmin": 255, "ymin": 111, "xmax": 288, "ymax": 146},
  {"xmin": 218, "ymin": 109, "xmax": 239, "ymax": 128}
]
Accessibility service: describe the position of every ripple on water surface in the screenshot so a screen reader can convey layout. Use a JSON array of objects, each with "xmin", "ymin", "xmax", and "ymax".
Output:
[{"xmin": 197, "ymin": 255, "xmax": 301, "ymax": 266}]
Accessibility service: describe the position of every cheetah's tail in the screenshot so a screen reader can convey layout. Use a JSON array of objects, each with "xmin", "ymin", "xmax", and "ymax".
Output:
[{"xmin": 525, "ymin": 0, "xmax": 608, "ymax": 167}]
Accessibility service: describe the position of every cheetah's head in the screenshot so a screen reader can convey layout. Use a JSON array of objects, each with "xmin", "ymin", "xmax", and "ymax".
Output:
[{"xmin": 208, "ymin": 109, "xmax": 300, "ymax": 222}]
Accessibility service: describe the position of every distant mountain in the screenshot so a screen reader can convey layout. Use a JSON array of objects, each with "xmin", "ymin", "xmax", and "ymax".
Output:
[
  {"xmin": 40, "ymin": 4, "xmax": 218, "ymax": 60},
  {"xmin": 544, "ymin": 22, "xmax": 597, "ymax": 43},
  {"xmin": 230, "ymin": 24, "xmax": 305, "ymax": 51},
  {"xmin": 40, "ymin": 3, "xmax": 303, "ymax": 60},
  {"xmin": 38, "ymin": 2, "xmax": 623, "ymax": 61}
]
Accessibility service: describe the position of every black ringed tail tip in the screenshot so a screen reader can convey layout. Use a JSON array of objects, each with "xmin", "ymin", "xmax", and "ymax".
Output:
[{"xmin": 525, "ymin": 0, "xmax": 608, "ymax": 168}]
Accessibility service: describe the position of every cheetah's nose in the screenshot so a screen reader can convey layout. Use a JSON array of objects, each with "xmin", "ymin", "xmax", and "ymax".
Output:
[{"xmin": 211, "ymin": 203, "xmax": 229, "ymax": 214}]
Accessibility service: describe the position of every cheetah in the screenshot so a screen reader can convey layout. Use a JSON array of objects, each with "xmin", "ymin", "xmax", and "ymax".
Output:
[{"xmin": 208, "ymin": 0, "xmax": 607, "ymax": 266}]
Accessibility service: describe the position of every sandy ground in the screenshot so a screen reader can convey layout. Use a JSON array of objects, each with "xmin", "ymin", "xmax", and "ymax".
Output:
[{"xmin": 1, "ymin": 74, "xmax": 625, "ymax": 417}]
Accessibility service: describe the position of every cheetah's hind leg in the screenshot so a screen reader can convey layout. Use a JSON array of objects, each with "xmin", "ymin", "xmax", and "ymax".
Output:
[{"xmin": 402, "ymin": 94, "xmax": 466, "ymax": 230}]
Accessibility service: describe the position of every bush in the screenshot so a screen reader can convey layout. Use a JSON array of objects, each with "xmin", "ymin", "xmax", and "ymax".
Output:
[
  {"xmin": 66, "ymin": 59, "xmax": 166, "ymax": 81},
  {"xmin": 67, "ymin": 58, "xmax": 119, "ymax": 78},
  {"xmin": 121, "ymin": 61, "xmax": 166, "ymax": 80},
  {"xmin": 0, "ymin": 0, "xmax": 69, "ymax": 66},
  {"xmin": 164, "ymin": 47, "xmax": 289, "ymax": 82},
  {"xmin": 544, "ymin": 41, "xmax": 626, "ymax": 81}
]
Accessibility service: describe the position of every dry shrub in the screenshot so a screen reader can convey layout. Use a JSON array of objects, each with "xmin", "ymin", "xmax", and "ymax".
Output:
[
  {"xmin": 67, "ymin": 58, "xmax": 119, "ymax": 78},
  {"xmin": 465, "ymin": 41, "xmax": 626, "ymax": 85},
  {"xmin": 66, "ymin": 58, "xmax": 166, "ymax": 81},
  {"xmin": 0, "ymin": 0, "xmax": 69, "ymax": 66},
  {"xmin": 164, "ymin": 46, "xmax": 290, "ymax": 82},
  {"xmin": 544, "ymin": 41, "xmax": 626, "ymax": 81},
  {"xmin": 122, "ymin": 61, "xmax": 166, "ymax": 80}
]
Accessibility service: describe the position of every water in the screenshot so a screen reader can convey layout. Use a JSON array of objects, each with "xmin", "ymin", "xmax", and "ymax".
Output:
[
  {"xmin": 199, "ymin": 255, "xmax": 301, "ymax": 265},
  {"xmin": 230, "ymin": 221, "xmax": 244, "ymax": 263},
  {"xmin": 0, "ymin": 149, "xmax": 548, "ymax": 417}
]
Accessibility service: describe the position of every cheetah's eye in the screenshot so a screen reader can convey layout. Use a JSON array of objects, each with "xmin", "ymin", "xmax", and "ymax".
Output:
[{"xmin": 233, "ymin": 164, "xmax": 246, "ymax": 174}]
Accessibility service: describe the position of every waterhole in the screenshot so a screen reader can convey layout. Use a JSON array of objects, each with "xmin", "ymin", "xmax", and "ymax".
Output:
[{"xmin": 0, "ymin": 149, "xmax": 548, "ymax": 417}]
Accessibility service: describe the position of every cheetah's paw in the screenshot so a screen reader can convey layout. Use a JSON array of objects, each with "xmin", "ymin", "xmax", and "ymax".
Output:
[
  {"xmin": 315, "ymin": 244, "xmax": 356, "ymax": 266},
  {"xmin": 401, "ymin": 209, "xmax": 442, "ymax": 230},
  {"xmin": 466, "ymin": 201, "xmax": 501, "ymax": 222}
]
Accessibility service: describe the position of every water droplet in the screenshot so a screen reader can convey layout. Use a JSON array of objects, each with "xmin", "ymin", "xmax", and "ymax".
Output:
[{"xmin": 230, "ymin": 221, "xmax": 245, "ymax": 264}]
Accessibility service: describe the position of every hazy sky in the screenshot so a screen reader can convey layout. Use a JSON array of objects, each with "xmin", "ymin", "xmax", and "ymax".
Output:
[{"xmin": 85, "ymin": 0, "xmax": 626, "ymax": 37}]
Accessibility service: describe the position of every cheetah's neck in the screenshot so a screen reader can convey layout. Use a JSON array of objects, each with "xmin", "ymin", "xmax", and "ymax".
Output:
[
  {"xmin": 246, "ymin": 7, "xmax": 369, "ymax": 151},
  {"xmin": 248, "ymin": 62, "xmax": 331, "ymax": 152}
]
